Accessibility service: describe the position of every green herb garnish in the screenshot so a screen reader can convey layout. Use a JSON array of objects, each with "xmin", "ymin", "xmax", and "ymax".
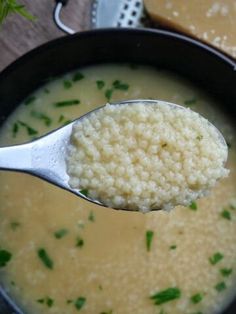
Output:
[
  {"xmin": 76, "ymin": 236, "xmax": 84, "ymax": 248},
  {"xmin": 184, "ymin": 97, "xmax": 197, "ymax": 106},
  {"xmin": 215, "ymin": 281, "xmax": 226, "ymax": 292},
  {"xmin": 150, "ymin": 287, "xmax": 181, "ymax": 305},
  {"xmin": 146, "ymin": 230, "xmax": 154, "ymax": 252},
  {"xmin": 169, "ymin": 245, "xmax": 177, "ymax": 250},
  {"xmin": 96, "ymin": 80, "xmax": 105, "ymax": 90},
  {"xmin": 54, "ymin": 99, "xmax": 80, "ymax": 107},
  {"xmin": 100, "ymin": 311, "xmax": 113, "ymax": 314},
  {"xmin": 37, "ymin": 297, "xmax": 54, "ymax": 307},
  {"xmin": 72, "ymin": 72, "xmax": 84, "ymax": 82},
  {"xmin": 88, "ymin": 211, "xmax": 95, "ymax": 222},
  {"xmin": 209, "ymin": 252, "xmax": 224, "ymax": 265},
  {"xmin": 189, "ymin": 201, "xmax": 197, "ymax": 210},
  {"xmin": 191, "ymin": 293, "xmax": 203, "ymax": 304},
  {"xmin": 0, "ymin": 0, "xmax": 35, "ymax": 24},
  {"xmin": 74, "ymin": 297, "xmax": 86, "ymax": 310},
  {"xmin": 220, "ymin": 268, "xmax": 233, "ymax": 277},
  {"xmin": 10, "ymin": 221, "xmax": 21, "ymax": 230},
  {"xmin": 221, "ymin": 209, "xmax": 231, "ymax": 220},
  {"xmin": 80, "ymin": 189, "xmax": 89, "ymax": 197},
  {"xmin": 24, "ymin": 95, "xmax": 36, "ymax": 106},
  {"xmin": 0, "ymin": 249, "xmax": 12, "ymax": 267},
  {"xmin": 37, "ymin": 248, "xmax": 54, "ymax": 269},
  {"xmin": 31, "ymin": 111, "xmax": 52, "ymax": 126},
  {"xmin": 18, "ymin": 121, "xmax": 38, "ymax": 136},
  {"xmin": 112, "ymin": 80, "xmax": 129, "ymax": 91},
  {"xmin": 12, "ymin": 122, "xmax": 19, "ymax": 137},
  {"xmin": 54, "ymin": 228, "xmax": 68, "ymax": 239},
  {"xmin": 63, "ymin": 80, "xmax": 72, "ymax": 89},
  {"xmin": 105, "ymin": 89, "xmax": 113, "ymax": 101}
]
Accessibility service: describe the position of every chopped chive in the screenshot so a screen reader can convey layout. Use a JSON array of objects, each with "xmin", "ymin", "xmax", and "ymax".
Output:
[
  {"xmin": 209, "ymin": 252, "xmax": 224, "ymax": 265},
  {"xmin": 63, "ymin": 80, "xmax": 72, "ymax": 89},
  {"xmin": 105, "ymin": 89, "xmax": 113, "ymax": 101},
  {"xmin": 221, "ymin": 209, "xmax": 231, "ymax": 220},
  {"xmin": 18, "ymin": 121, "xmax": 38, "ymax": 136},
  {"xmin": 12, "ymin": 122, "xmax": 19, "ymax": 137},
  {"xmin": 220, "ymin": 268, "xmax": 233, "ymax": 277},
  {"xmin": 31, "ymin": 111, "xmax": 52, "ymax": 126},
  {"xmin": 58, "ymin": 114, "xmax": 65, "ymax": 123},
  {"xmin": 0, "ymin": 249, "xmax": 12, "ymax": 268},
  {"xmin": 67, "ymin": 299, "xmax": 73, "ymax": 304},
  {"xmin": 80, "ymin": 189, "xmax": 89, "ymax": 197},
  {"xmin": 190, "ymin": 293, "xmax": 203, "ymax": 304},
  {"xmin": 100, "ymin": 311, "xmax": 113, "ymax": 314},
  {"xmin": 54, "ymin": 228, "xmax": 68, "ymax": 239},
  {"xmin": 215, "ymin": 281, "xmax": 226, "ymax": 292},
  {"xmin": 88, "ymin": 211, "xmax": 95, "ymax": 222},
  {"xmin": 10, "ymin": 221, "xmax": 21, "ymax": 230},
  {"xmin": 169, "ymin": 245, "xmax": 177, "ymax": 250},
  {"xmin": 150, "ymin": 287, "xmax": 181, "ymax": 305},
  {"xmin": 37, "ymin": 297, "xmax": 54, "ymax": 307},
  {"xmin": 76, "ymin": 236, "xmax": 84, "ymax": 248},
  {"xmin": 54, "ymin": 99, "xmax": 80, "ymax": 107},
  {"xmin": 74, "ymin": 297, "xmax": 86, "ymax": 310},
  {"xmin": 24, "ymin": 95, "xmax": 36, "ymax": 106},
  {"xmin": 44, "ymin": 88, "xmax": 50, "ymax": 94},
  {"xmin": 96, "ymin": 80, "xmax": 105, "ymax": 90},
  {"xmin": 189, "ymin": 201, "xmax": 197, "ymax": 210},
  {"xmin": 112, "ymin": 80, "xmax": 129, "ymax": 91},
  {"xmin": 184, "ymin": 97, "xmax": 197, "ymax": 106},
  {"xmin": 146, "ymin": 230, "xmax": 154, "ymax": 252},
  {"xmin": 196, "ymin": 135, "xmax": 203, "ymax": 140},
  {"xmin": 37, "ymin": 248, "xmax": 54, "ymax": 269},
  {"xmin": 72, "ymin": 72, "xmax": 84, "ymax": 82},
  {"xmin": 63, "ymin": 119, "xmax": 72, "ymax": 126}
]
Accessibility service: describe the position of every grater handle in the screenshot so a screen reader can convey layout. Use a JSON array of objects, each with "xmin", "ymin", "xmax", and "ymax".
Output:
[{"xmin": 53, "ymin": 0, "xmax": 76, "ymax": 34}]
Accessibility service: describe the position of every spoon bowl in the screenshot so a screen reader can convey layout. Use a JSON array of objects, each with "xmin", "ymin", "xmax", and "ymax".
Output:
[{"xmin": 0, "ymin": 99, "xmax": 228, "ymax": 210}]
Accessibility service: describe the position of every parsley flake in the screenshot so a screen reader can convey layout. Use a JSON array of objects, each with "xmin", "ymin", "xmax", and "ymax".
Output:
[
  {"xmin": 150, "ymin": 287, "xmax": 181, "ymax": 305},
  {"xmin": 54, "ymin": 99, "xmax": 80, "ymax": 107},
  {"xmin": 96, "ymin": 80, "xmax": 105, "ymax": 90},
  {"xmin": 18, "ymin": 121, "xmax": 38, "ymax": 136},
  {"xmin": 189, "ymin": 201, "xmax": 197, "ymax": 210},
  {"xmin": 0, "ymin": 249, "xmax": 12, "ymax": 268},
  {"xmin": 74, "ymin": 297, "xmax": 86, "ymax": 310},
  {"xmin": 72, "ymin": 72, "xmax": 84, "ymax": 82},
  {"xmin": 191, "ymin": 293, "xmax": 203, "ymax": 304},
  {"xmin": 54, "ymin": 228, "xmax": 68, "ymax": 239},
  {"xmin": 63, "ymin": 80, "xmax": 72, "ymax": 89},
  {"xmin": 105, "ymin": 89, "xmax": 113, "ymax": 101},
  {"xmin": 37, "ymin": 248, "xmax": 54, "ymax": 269},
  {"xmin": 220, "ymin": 268, "xmax": 233, "ymax": 277},
  {"xmin": 146, "ymin": 230, "xmax": 154, "ymax": 252},
  {"xmin": 209, "ymin": 252, "xmax": 224, "ymax": 265},
  {"xmin": 221, "ymin": 209, "xmax": 231, "ymax": 220},
  {"xmin": 112, "ymin": 80, "xmax": 129, "ymax": 91},
  {"xmin": 215, "ymin": 281, "xmax": 226, "ymax": 292}
]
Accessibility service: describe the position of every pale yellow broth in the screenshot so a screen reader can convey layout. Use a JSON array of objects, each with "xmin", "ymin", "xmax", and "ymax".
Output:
[{"xmin": 0, "ymin": 64, "xmax": 236, "ymax": 314}]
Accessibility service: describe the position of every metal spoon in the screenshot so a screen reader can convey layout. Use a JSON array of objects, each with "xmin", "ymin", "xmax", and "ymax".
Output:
[{"xmin": 0, "ymin": 99, "xmax": 228, "ymax": 209}]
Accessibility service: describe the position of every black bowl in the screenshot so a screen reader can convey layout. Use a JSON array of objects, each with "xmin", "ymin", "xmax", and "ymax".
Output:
[{"xmin": 0, "ymin": 28, "xmax": 236, "ymax": 314}]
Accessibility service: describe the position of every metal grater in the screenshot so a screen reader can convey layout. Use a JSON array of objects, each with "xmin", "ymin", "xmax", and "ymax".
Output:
[
  {"xmin": 91, "ymin": 0, "xmax": 145, "ymax": 28},
  {"xmin": 54, "ymin": 0, "xmax": 148, "ymax": 34}
]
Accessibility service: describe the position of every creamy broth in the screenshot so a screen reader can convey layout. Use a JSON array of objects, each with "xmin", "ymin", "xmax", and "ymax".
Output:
[{"xmin": 0, "ymin": 64, "xmax": 236, "ymax": 314}]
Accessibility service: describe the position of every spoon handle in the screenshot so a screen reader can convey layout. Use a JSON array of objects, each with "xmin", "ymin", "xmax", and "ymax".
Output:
[{"xmin": 0, "ymin": 143, "xmax": 32, "ymax": 172}]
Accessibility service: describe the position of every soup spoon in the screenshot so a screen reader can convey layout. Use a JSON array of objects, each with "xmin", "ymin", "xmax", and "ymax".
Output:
[{"xmin": 0, "ymin": 99, "xmax": 227, "ymax": 210}]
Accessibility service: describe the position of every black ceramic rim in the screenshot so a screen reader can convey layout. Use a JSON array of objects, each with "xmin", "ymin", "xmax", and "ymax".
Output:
[{"xmin": 0, "ymin": 28, "xmax": 236, "ymax": 314}]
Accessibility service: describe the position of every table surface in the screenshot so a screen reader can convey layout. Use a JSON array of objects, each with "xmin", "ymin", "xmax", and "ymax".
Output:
[{"xmin": 0, "ymin": 0, "xmax": 91, "ymax": 72}]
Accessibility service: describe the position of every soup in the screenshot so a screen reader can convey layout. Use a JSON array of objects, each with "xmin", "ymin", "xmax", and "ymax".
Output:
[{"xmin": 0, "ymin": 64, "xmax": 236, "ymax": 314}]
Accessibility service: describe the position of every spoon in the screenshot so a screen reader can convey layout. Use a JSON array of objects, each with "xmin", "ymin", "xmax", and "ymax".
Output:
[{"xmin": 0, "ymin": 99, "xmax": 228, "ymax": 210}]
